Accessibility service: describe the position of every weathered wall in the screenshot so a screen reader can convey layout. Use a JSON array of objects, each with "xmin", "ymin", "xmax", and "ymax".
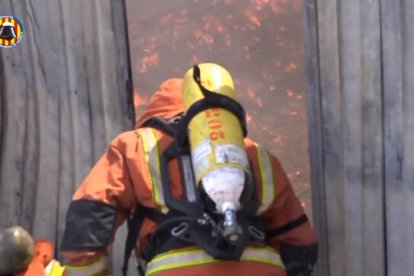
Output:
[
  {"xmin": 304, "ymin": 0, "xmax": 414, "ymax": 275},
  {"xmin": 0, "ymin": 0, "xmax": 134, "ymax": 271}
]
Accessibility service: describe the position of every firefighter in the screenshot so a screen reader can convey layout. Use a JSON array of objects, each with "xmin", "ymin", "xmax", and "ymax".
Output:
[
  {"xmin": 60, "ymin": 64, "xmax": 318, "ymax": 276},
  {"xmin": 21, "ymin": 239, "xmax": 65, "ymax": 276},
  {"xmin": 0, "ymin": 226, "xmax": 65, "ymax": 276},
  {"xmin": 0, "ymin": 226, "xmax": 34, "ymax": 275}
]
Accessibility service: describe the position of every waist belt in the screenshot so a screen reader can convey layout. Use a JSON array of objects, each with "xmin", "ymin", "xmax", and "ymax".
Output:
[{"xmin": 146, "ymin": 246, "xmax": 285, "ymax": 276}]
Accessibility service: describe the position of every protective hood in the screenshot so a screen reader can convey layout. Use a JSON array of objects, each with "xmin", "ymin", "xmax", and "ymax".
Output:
[{"xmin": 135, "ymin": 78, "xmax": 185, "ymax": 128}]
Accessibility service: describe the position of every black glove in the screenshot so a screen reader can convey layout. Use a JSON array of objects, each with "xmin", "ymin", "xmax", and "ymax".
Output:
[{"xmin": 281, "ymin": 243, "xmax": 318, "ymax": 276}]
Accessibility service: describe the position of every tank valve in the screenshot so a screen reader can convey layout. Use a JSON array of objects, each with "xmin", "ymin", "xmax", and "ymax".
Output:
[{"xmin": 222, "ymin": 203, "xmax": 243, "ymax": 246}]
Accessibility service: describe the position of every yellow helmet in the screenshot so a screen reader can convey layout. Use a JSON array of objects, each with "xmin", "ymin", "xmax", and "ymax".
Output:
[
  {"xmin": 182, "ymin": 63, "xmax": 235, "ymax": 109},
  {"xmin": 0, "ymin": 226, "xmax": 34, "ymax": 274}
]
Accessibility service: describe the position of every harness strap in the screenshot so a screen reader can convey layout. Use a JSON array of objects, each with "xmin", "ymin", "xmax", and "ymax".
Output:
[
  {"xmin": 122, "ymin": 202, "xmax": 197, "ymax": 275},
  {"xmin": 141, "ymin": 207, "xmax": 266, "ymax": 263},
  {"xmin": 266, "ymin": 214, "xmax": 309, "ymax": 240},
  {"xmin": 122, "ymin": 204, "xmax": 147, "ymax": 276},
  {"xmin": 142, "ymin": 117, "xmax": 179, "ymax": 137}
]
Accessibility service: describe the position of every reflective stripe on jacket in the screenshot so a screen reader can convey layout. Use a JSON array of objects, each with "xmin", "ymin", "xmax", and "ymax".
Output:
[
  {"xmin": 136, "ymin": 127, "xmax": 276, "ymax": 214},
  {"xmin": 146, "ymin": 246, "xmax": 284, "ymax": 275}
]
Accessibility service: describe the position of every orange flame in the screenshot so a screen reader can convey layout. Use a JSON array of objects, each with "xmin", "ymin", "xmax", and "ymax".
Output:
[
  {"xmin": 286, "ymin": 89, "xmax": 296, "ymax": 97},
  {"xmin": 246, "ymin": 88, "xmax": 263, "ymax": 107},
  {"xmin": 284, "ymin": 63, "xmax": 297, "ymax": 72},
  {"xmin": 287, "ymin": 89, "xmax": 304, "ymax": 100},
  {"xmin": 193, "ymin": 29, "xmax": 214, "ymax": 47},
  {"xmin": 246, "ymin": 112, "xmax": 252, "ymax": 124},
  {"xmin": 134, "ymin": 92, "xmax": 148, "ymax": 108},
  {"xmin": 137, "ymin": 52, "xmax": 159, "ymax": 73},
  {"xmin": 245, "ymin": 10, "xmax": 261, "ymax": 27},
  {"xmin": 273, "ymin": 134, "xmax": 283, "ymax": 145}
]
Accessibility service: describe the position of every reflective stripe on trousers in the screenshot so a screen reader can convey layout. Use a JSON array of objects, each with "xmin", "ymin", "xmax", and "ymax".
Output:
[
  {"xmin": 45, "ymin": 259, "xmax": 65, "ymax": 275},
  {"xmin": 65, "ymin": 255, "xmax": 108, "ymax": 276},
  {"xmin": 146, "ymin": 246, "xmax": 285, "ymax": 275}
]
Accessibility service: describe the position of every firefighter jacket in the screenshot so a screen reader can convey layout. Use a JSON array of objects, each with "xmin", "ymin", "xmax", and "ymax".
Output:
[
  {"xmin": 60, "ymin": 78, "xmax": 317, "ymax": 276},
  {"xmin": 18, "ymin": 239, "xmax": 65, "ymax": 276}
]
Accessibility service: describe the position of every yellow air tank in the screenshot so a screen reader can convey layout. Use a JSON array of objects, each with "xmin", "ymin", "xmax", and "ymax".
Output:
[{"xmin": 182, "ymin": 63, "xmax": 249, "ymax": 243}]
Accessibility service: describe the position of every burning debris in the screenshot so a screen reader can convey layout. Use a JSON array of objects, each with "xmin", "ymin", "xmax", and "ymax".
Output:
[{"xmin": 137, "ymin": 52, "xmax": 159, "ymax": 73}]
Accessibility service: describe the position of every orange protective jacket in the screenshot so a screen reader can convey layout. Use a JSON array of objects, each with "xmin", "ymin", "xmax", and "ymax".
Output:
[
  {"xmin": 60, "ymin": 78, "xmax": 317, "ymax": 276},
  {"xmin": 18, "ymin": 239, "xmax": 65, "ymax": 276}
]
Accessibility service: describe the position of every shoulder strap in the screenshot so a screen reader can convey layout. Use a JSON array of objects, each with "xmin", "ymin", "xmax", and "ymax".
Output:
[
  {"xmin": 122, "ymin": 204, "xmax": 176, "ymax": 275},
  {"xmin": 141, "ymin": 116, "xmax": 182, "ymax": 137},
  {"xmin": 122, "ymin": 119, "xmax": 186, "ymax": 275}
]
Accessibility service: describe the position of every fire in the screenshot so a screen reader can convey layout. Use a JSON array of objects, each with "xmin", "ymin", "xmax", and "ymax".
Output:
[
  {"xmin": 287, "ymin": 89, "xmax": 303, "ymax": 100},
  {"xmin": 137, "ymin": 52, "xmax": 159, "ymax": 73},
  {"xmin": 134, "ymin": 92, "xmax": 148, "ymax": 108},
  {"xmin": 273, "ymin": 134, "xmax": 283, "ymax": 145},
  {"xmin": 246, "ymin": 112, "xmax": 252, "ymax": 124},
  {"xmin": 160, "ymin": 13, "xmax": 174, "ymax": 25},
  {"xmin": 202, "ymin": 15, "xmax": 226, "ymax": 34},
  {"xmin": 246, "ymin": 88, "xmax": 263, "ymax": 107},
  {"xmin": 245, "ymin": 10, "xmax": 262, "ymax": 27},
  {"xmin": 193, "ymin": 29, "xmax": 214, "ymax": 48},
  {"xmin": 284, "ymin": 63, "xmax": 297, "ymax": 72},
  {"xmin": 287, "ymin": 89, "xmax": 296, "ymax": 97},
  {"xmin": 251, "ymin": 0, "xmax": 286, "ymax": 15}
]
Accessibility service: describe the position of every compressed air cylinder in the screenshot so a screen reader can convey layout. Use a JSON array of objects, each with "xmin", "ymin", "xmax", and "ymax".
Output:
[{"xmin": 182, "ymin": 63, "xmax": 249, "ymax": 215}]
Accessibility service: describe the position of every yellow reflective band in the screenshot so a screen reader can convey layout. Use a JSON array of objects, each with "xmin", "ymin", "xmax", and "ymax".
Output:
[
  {"xmin": 65, "ymin": 255, "xmax": 108, "ymax": 276},
  {"xmin": 146, "ymin": 246, "xmax": 284, "ymax": 275},
  {"xmin": 138, "ymin": 128, "xmax": 168, "ymax": 213},
  {"xmin": 256, "ymin": 144, "xmax": 275, "ymax": 214},
  {"xmin": 45, "ymin": 260, "xmax": 65, "ymax": 276}
]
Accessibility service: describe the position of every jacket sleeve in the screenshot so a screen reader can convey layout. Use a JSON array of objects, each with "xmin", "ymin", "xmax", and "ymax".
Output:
[
  {"xmin": 260, "ymin": 153, "xmax": 318, "ymax": 275},
  {"xmin": 60, "ymin": 134, "xmax": 137, "ymax": 273}
]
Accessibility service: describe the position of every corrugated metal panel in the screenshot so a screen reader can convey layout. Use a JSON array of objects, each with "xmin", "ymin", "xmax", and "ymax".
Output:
[
  {"xmin": 382, "ymin": 1, "xmax": 414, "ymax": 275},
  {"xmin": 305, "ymin": 0, "xmax": 414, "ymax": 275},
  {"xmin": 0, "ymin": 0, "xmax": 133, "ymax": 272}
]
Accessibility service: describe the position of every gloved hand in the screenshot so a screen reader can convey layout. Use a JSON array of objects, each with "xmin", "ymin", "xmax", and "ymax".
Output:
[
  {"xmin": 281, "ymin": 243, "xmax": 318, "ymax": 276},
  {"xmin": 286, "ymin": 263, "xmax": 315, "ymax": 276}
]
